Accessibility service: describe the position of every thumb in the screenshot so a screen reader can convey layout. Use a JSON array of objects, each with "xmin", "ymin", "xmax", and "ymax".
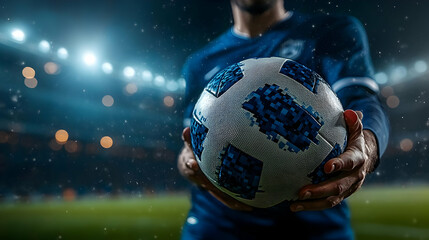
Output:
[
  {"xmin": 344, "ymin": 109, "xmax": 363, "ymax": 136},
  {"xmin": 182, "ymin": 127, "xmax": 192, "ymax": 146}
]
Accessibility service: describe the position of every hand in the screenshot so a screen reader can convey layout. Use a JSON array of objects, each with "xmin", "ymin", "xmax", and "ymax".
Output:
[
  {"xmin": 289, "ymin": 109, "xmax": 379, "ymax": 212},
  {"xmin": 177, "ymin": 127, "xmax": 253, "ymax": 211}
]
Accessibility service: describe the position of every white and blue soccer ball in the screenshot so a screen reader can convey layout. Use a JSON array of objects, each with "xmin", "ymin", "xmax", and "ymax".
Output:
[{"xmin": 190, "ymin": 57, "xmax": 347, "ymax": 208}]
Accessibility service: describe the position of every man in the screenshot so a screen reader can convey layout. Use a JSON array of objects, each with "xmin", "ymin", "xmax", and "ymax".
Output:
[{"xmin": 177, "ymin": 0, "xmax": 390, "ymax": 239}]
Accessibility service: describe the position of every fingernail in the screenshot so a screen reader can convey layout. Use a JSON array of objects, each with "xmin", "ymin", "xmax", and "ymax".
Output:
[
  {"xmin": 292, "ymin": 205, "xmax": 304, "ymax": 212},
  {"xmin": 344, "ymin": 110, "xmax": 357, "ymax": 123},
  {"xmin": 302, "ymin": 191, "xmax": 311, "ymax": 200},
  {"xmin": 327, "ymin": 164, "xmax": 335, "ymax": 174}
]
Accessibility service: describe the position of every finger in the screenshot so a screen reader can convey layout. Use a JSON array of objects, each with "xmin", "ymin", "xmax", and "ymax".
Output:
[
  {"xmin": 324, "ymin": 150, "xmax": 364, "ymax": 173},
  {"xmin": 344, "ymin": 110, "xmax": 363, "ymax": 135},
  {"xmin": 291, "ymin": 196, "xmax": 344, "ymax": 212},
  {"xmin": 343, "ymin": 179, "xmax": 364, "ymax": 199},
  {"xmin": 186, "ymin": 158, "xmax": 199, "ymax": 171},
  {"xmin": 323, "ymin": 110, "xmax": 365, "ymax": 174},
  {"xmin": 182, "ymin": 127, "xmax": 192, "ymax": 146},
  {"xmin": 355, "ymin": 110, "xmax": 363, "ymax": 120},
  {"xmin": 298, "ymin": 173, "xmax": 357, "ymax": 200},
  {"xmin": 343, "ymin": 110, "xmax": 364, "ymax": 151}
]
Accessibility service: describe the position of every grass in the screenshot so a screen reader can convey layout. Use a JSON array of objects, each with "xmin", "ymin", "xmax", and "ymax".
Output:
[
  {"xmin": 350, "ymin": 186, "xmax": 429, "ymax": 240},
  {"xmin": 0, "ymin": 194, "xmax": 191, "ymax": 240},
  {"xmin": 0, "ymin": 186, "xmax": 428, "ymax": 240}
]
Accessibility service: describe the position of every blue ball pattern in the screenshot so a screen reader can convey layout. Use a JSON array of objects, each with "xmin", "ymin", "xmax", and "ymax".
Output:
[
  {"xmin": 242, "ymin": 84, "xmax": 323, "ymax": 153},
  {"xmin": 217, "ymin": 144, "xmax": 263, "ymax": 200},
  {"xmin": 307, "ymin": 143, "xmax": 343, "ymax": 184},
  {"xmin": 279, "ymin": 60, "xmax": 321, "ymax": 93},
  {"xmin": 205, "ymin": 63, "xmax": 244, "ymax": 97},
  {"xmin": 190, "ymin": 117, "xmax": 209, "ymax": 161}
]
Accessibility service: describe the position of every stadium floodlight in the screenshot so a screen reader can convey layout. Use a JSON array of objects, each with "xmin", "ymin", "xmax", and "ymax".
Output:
[
  {"xmin": 154, "ymin": 75, "xmax": 165, "ymax": 87},
  {"xmin": 83, "ymin": 52, "xmax": 97, "ymax": 66},
  {"xmin": 38, "ymin": 40, "xmax": 50, "ymax": 53},
  {"xmin": 11, "ymin": 29, "xmax": 25, "ymax": 42},
  {"xmin": 142, "ymin": 70, "xmax": 153, "ymax": 82},
  {"xmin": 374, "ymin": 72, "xmax": 388, "ymax": 85},
  {"xmin": 102, "ymin": 62, "xmax": 113, "ymax": 74},
  {"xmin": 123, "ymin": 66, "xmax": 135, "ymax": 78},
  {"xmin": 414, "ymin": 60, "xmax": 427, "ymax": 73},
  {"xmin": 57, "ymin": 47, "xmax": 69, "ymax": 59}
]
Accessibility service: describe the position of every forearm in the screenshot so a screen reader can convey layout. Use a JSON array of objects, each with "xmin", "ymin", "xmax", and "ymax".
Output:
[
  {"xmin": 363, "ymin": 129, "xmax": 378, "ymax": 173},
  {"xmin": 337, "ymin": 86, "xmax": 390, "ymax": 161}
]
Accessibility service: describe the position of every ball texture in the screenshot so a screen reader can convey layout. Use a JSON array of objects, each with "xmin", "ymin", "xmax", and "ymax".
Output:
[{"xmin": 190, "ymin": 57, "xmax": 347, "ymax": 208}]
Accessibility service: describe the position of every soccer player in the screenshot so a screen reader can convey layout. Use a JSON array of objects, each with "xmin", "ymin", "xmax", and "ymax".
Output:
[{"xmin": 177, "ymin": 0, "xmax": 390, "ymax": 239}]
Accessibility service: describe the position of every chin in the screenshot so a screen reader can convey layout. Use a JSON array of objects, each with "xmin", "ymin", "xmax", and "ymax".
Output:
[{"xmin": 232, "ymin": 0, "xmax": 279, "ymax": 15}]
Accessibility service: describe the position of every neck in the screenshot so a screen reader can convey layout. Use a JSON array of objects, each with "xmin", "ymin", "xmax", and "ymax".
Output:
[{"xmin": 232, "ymin": 1, "xmax": 288, "ymax": 38}]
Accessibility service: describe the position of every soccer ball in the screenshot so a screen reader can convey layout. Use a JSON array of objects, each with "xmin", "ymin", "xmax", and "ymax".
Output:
[{"xmin": 190, "ymin": 57, "xmax": 347, "ymax": 208}]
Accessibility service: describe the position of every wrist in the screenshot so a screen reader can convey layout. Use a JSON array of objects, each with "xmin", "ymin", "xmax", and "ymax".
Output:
[{"xmin": 363, "ymin": 129, "xmax": 379, "ymax": 173}]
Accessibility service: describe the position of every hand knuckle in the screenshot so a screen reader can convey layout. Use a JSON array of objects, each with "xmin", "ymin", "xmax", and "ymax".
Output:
[
  {"xmin": 335, "ymin": 184, "xmax": 345, "ymax": 195},
  {"xmin": 357, "ymin": 170, "xmax": 366, "ymax": 181},
  {"xmin": 327, "ymin": 198, "xmax": 338, "ymax": 208}
]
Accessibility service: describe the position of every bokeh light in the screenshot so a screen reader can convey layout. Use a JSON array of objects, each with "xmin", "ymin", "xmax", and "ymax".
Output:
[
  {"xmin": 11, "ymin": 29, "xmax": 25, "ymax": 42},
  {"xmin": 390, "ymin": 66, "xmax": 407, "ymax": 82},
  {"xmin": 154, "ymin": 75, "xmax": 165, "ymax": 87},
  {"xmin": 63, "ymin": 188, "xmax": 77, "ymax": 201},
  {"xmin": 163, "ymin": 95, "xmax": 174, "ymax": 107},
  {"xmin": 24, "ymin": 78, "xmax": 38, "ymax": 88},
  {"xmin": 166, "ymin": 81, "xmax": 179, "ymax": 92},
  {"xmin": 102, "ymin": 62, "xmax": 113, "ymax": 74},
  {"xmin": 386, "ymin": 95, "xmax": 400, "ymax": 108},
  {"xmin": 123, "ymin": 66, "xmax": 135, "ymax": 79},
  {"xmin": 57, "ymin": 47, "xmax": 69, "ymax": 59},
  {"xmin": 414, "ymin": 60, "xmax": 428, "ymax": 73},
  {"xmin": 381, "ymin": 86, "xmax": 394, "ymax": 98},
  {"xmin": 102, "ymin": 95, "xmax": 114, "ymax": 107},
  {"xmin": 44, "ymin": 62, "xmax": 59, "ymax": 75},
  {"xmin": 22, "ymin": 67, "xmax": 35, "ymax": 79},
  {"xmin": 48, "ymin": 139, "xmax": 62, "ymax": 151},
  {"xmin": 65, "ymin": 140, "xmax": 79, "ymax": 153},
  {"xmin": 400, "ymin": 138, "xmax": 413, "ymax": 152},
  {"xmin": 178, "ymin": 77, "xmax": 186, "ymax": 89},
  {"xmin": 83, "ymin": 52, "xmax": 97, "ymax": 66},
  {"xmin": 142, "ymin": 70, "xmax": 153, "ymax": 82},
  {"xmin": 125, "ymin": 83, "xmax": 138, "ymax": 95},
  {"xmin": 374, "ymin": 72, "xmax": 388, "ymax": 85},
  {"xmin": 100, "ymin": 136, "xmax": 113, "ymax": 149},
  {"xmin": 38, "ymin": 40, "xmax": 51, "ymax": 53},
  {"xmin": 55, "ymin": 129, "xmax": 69, "ymax": 144}
]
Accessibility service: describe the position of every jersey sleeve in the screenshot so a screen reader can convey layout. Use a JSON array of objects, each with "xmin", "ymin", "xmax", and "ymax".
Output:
[
  {"xmin": 181, "ymin": 55, "xmax": 200, "ymax": 128},
  {"xmin": 315, "ymin": 16, "xmax": 390, "ymax": 163}
]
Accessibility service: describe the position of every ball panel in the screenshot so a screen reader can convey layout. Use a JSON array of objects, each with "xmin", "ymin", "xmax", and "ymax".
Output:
[
  {"xmin": 190, "ymin": 113, "xmax": 209, "ymax": 161},
  {"xmin": 205, "ymin": 62, "xmax": 244, "ymax": 97},
  {"xmin": 242, "ymin": 83, "xmax": 322, "ymax": 153},
  {"xmin": 279, "ymin": 59, "xmax": 321, "ymax": 93},
  {"xmin": 216, "ymin": 144, "xmax": 263, "ymax": 200},
  {"xmin": 235, "ymin": 133, "xmax": 335, "ymax": 208}
]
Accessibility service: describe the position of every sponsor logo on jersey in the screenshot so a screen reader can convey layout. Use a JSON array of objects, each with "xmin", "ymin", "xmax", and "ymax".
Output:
[{"xmin": 278, "ymin": 39, "xmax": 305, "ymax": 59}]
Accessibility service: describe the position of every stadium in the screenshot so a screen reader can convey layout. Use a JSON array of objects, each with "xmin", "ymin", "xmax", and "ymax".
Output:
[{"xmin": 0, "ymin": 0, "xmax": 428, "ymax": 239}]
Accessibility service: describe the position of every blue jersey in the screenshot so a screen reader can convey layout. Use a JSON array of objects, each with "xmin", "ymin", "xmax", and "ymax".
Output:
[{"xmin": 181, "ymin": 12, "xmax": 389, "ymax": 240}]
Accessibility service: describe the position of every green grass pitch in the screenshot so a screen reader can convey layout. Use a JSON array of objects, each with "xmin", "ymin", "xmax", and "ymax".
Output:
[{"xmin": 0, "ymin": 186, "xmax": 428, "ymax": 240}]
